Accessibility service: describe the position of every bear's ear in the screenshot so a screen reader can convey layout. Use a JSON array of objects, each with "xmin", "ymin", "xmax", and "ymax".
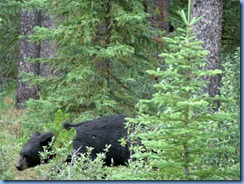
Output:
[
  {"xmin": 31, "ymin": 132, "xmax": 41, "ymax": 138},
  {"xmin": 39, "ymin": 132, "xmax": 54, "ymax": 146}
]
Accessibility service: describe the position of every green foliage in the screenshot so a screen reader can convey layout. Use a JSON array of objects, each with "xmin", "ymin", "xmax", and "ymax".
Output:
[
  {"xmin": 0, "ymin": 81, "xmax": 16, "ymax": 111},
  {"xmin": 220, "ymin": 48, "xmax": 240, "ymax": 113},
  {"xmin": 19, "ymin": 0, "xmax": 161, "ymax": 130},
  {"xmin": 222, "ymin": 0, "xmax": 240, "ymax": 52},
  {"xmin": 0, "ymin": 131, "xmax": 19, "ymax": 180},
  {"xmin": 0, "ymin": 0, "xmax": 20, "ymax": 92},
  {"xmin": 39, "ymin": 145, "xmax": 111, "ymax": 180},
  {"xmin": 0, "ymin": 0, "xmax": 240, "ymax": 180},
  {"xmin": 169, "ymin": 0, "xmax": 188, "ymax": 32},
  {"xmin": 125, "ymin": 3, "xmax": 239, "ymax": 180},
  {"xmin": 215, "ymin": 48, "xmax": 240, "ymax": 179},
  {"xmin": 45, "ymin": 109, "xmax": 76, "ymax": 151},
  {"xmin": 107, "ymin": 158, "xmax": 152, "ymax": 180},
  {"xmin": 0, "ymin": 94, "xmax": 23, "ymax": 180}
]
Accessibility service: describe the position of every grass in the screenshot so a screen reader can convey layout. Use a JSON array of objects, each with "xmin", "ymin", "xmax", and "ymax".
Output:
[{"xmin": 0, "ymin": 89, "xmax": 45, "ymax": 180}]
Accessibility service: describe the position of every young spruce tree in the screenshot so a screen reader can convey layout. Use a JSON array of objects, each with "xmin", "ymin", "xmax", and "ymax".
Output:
[{"xmin": 126, "ymin": 1, "xmax": 237, "ymax": 180}]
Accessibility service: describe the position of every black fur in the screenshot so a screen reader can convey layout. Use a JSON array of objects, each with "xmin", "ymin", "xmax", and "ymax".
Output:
[{"xmin": 16, "ymin": 115, "xmax": 130, "ymax": 171}]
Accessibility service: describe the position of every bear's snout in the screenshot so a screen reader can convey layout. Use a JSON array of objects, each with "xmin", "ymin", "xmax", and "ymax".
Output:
[{"xmin": 16, "ymin": 157, "xmax": 28, "ymax": 171}]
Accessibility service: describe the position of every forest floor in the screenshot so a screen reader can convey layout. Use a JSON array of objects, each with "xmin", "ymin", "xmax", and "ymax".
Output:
[{"xmin": 0, "ymin": 95, "xmax": 47, "ymax": 180}]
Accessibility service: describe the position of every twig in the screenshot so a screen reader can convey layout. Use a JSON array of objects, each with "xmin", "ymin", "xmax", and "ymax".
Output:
[{"xmin": 67, "ymin": 146, "xmax": 82, "ymax": 180}]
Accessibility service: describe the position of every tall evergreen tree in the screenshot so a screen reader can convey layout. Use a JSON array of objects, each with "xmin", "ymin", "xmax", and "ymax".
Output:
[
  {"xmin": 125, "ymin": 1, "xmax": 237, "ymax": 180},
  {"xmin": 24, "ymin": 0, "xmax": 160, "ymax": 126}
]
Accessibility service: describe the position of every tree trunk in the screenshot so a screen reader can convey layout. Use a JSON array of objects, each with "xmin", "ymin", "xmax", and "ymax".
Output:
[
  {"xmin": 39, "ymin": 10, "xmax": 56, "ymax": 77},
  {"xmin": 16, "ymin": 9, "xmax": 41, "ymax": 109},
  {"xmin": 191, "ymin": 0, "xmax": 223, "ymax": 110},
  {"xmin": 16, "ymin": 9, "xmax": 55, "ymax": 108}
]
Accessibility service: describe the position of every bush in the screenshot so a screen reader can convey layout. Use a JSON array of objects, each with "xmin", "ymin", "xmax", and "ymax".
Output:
[{"xmin": 35, "ymin": 110, "xmax": 110, "ymax": 180}]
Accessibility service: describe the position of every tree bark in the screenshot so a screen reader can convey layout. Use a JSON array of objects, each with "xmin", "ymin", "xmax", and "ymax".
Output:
[
  {"xmin": 191, "ymin": 0, "xmax": 223, "ymax": 110},
  {"xmin": 16, "ymin": 9, "xmax": 41, "ymax": 109},
  {"xmin": 39, "ymin": 10, "xmax": 56, "ymax": 77},
  {"xmin": 16, "ymin": 9, "xmax": 55, "ymax": 108}
]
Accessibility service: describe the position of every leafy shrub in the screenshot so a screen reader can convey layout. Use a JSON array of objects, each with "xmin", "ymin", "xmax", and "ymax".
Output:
[
  {"xmin": 39, "ymin": 145, "xmax": 110, "ymax": 180},
  {"xmin": 214, "ymin": 48, "xmax": 240, "ymax": 179},
  {"xmin": 35, "ymin": 109, "xmax": 110, "ymax": 180}
]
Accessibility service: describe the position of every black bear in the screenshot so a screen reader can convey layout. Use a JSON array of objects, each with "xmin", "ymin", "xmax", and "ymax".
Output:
[{"xmin": 16, "ymin": 114, "xmax": 130, "ymax": 171}]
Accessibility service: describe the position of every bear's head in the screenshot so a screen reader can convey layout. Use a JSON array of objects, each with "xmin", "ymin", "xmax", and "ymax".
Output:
[{"xmin": 16, "ymin": 132, "xmax": 54, "ymax": 171}]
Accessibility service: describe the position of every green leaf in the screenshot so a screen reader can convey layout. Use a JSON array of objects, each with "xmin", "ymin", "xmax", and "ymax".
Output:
[{"xmin": 178, "ymin": 10, "xmax": 188, "ymax": 25}]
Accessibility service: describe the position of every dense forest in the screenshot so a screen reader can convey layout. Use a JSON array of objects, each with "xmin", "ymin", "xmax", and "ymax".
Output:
[{"xmin": 0, "ymin": 0, "xmax": 240, "ymax": 180}]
